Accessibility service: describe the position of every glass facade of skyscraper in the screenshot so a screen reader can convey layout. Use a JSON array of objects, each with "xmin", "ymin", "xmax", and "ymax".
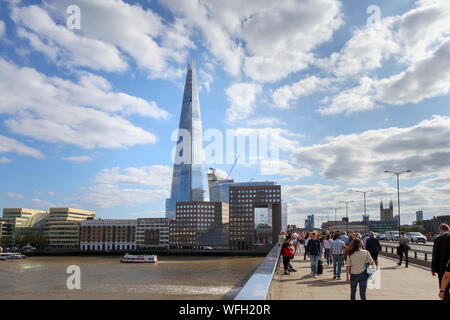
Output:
[{"xmin": 167, "ymin": 62, "xmax": 208, "ymax": 219}]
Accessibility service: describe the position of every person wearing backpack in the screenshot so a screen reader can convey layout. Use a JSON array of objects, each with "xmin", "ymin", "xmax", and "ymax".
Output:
[{"xmin": 282, "ymin": 235, "xmax": 294, "ymax": 275}]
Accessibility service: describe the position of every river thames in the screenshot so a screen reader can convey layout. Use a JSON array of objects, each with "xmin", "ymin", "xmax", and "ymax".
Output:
[{"xmin": 0, "ymin": 256, "xmax": 263, "ymax": 300}]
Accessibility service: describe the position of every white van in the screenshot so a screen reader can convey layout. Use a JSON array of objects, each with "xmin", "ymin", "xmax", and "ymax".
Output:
[{"xmin": 385, "ymin": 231, "xmax": 399, "ymax": 241}]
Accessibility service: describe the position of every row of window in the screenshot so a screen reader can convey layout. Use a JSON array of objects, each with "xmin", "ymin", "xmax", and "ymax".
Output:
[
  {"xmin": 230, "ymin": 189, "xmax": 279, "ymax": 193},
  {"xmin": 231, "ymin": 193, "xmax": 279, "ymax": 198},
  {"xmin": 176, "ymin": 204, "xmax": 216, "ymax": 209}
]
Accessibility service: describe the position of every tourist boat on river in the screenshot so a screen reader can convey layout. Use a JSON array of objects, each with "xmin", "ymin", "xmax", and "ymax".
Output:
[
  {"xmin": 0, "ymin": 252, "xmax": 27, "ymax": 260},
  {"xmin": 120, "ymin": 253, "xmax": 158, "ymax": 263}
]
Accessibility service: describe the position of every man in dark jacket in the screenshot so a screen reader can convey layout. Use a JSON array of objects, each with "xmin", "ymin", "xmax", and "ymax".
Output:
[
  {"xmin": 398, "ymin": 231, "xmax": 410, "ymax": 267},
  {"xmin": 432, "ymin": 223, "xmax": 450, "ymax": 300},
  {"xmin": 365, "ymin": 232, "xmax": 382, "ymax": 265},
  {"xmin": 306, "ymin": 232, "xmax": 322, "ymax": 278}
]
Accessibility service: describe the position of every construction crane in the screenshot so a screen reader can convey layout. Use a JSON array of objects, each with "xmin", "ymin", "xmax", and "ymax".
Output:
[{"xmin": 226, "ymin": 156, "xmax": 239, "ymax": 180}]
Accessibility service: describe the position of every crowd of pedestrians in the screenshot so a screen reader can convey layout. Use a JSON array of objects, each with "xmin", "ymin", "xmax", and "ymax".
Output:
[
  {"xmin": 280, "ymin": 229, "xmax": 378, "ymax": 299},
  {"xmin": 279, "ymin": 223, "xmax": 450, "ymax": 300}
]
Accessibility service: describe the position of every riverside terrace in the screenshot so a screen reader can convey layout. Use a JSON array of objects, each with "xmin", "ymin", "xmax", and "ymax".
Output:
[{"xmin": 235, "ymin": 245, "xmax": 439, "ymax": 300}]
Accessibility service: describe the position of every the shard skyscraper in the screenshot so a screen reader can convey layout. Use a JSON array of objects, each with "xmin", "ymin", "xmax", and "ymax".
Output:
[{"xmin": 166, "ymin": 61, "xmax": 208, "ymax": 219}]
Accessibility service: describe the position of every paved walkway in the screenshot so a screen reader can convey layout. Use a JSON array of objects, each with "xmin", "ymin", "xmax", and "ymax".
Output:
[{"xmin": 269, "ymin": 254, "xmax": 439, "ymax": 300}]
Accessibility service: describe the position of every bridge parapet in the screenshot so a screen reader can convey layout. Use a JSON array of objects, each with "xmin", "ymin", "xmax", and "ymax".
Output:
[{"xmin": 234, "ymin": 244, "xmax": 281, "ymax": 300}]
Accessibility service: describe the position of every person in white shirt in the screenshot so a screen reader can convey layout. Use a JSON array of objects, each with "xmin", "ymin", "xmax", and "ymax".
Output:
[
  {"xmin": 323, "ymin": 233, "xmax": 334, "ymax": 266},
  {"xmin": 292, "ymin": 232, "xmax": 300, "ymax": 254},
  {"xmin": 346, "ymin": 238, "xmax": 375, "ymax": 300}
]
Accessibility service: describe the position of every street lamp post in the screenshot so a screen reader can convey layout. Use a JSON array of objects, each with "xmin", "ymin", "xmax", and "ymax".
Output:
[
  {"xmin": 340, "ymin": 201, "xmax": 354, "ymax": 234},
  {"xmin": 384, "ymin": 170, "xmax": 412, "ymax": 236},
  {"xmin": 330, "ymin": 207, "xmax": 339, "ymax": 232},
  {"xmin": 355, "ymin": 190, "xmax": 374, "ymax": 234}
]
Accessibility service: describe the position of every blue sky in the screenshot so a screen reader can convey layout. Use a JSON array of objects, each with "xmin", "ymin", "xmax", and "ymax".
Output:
[{"xmin": 0, "ymin": 0, "xmax": 450, "ymax": 227}]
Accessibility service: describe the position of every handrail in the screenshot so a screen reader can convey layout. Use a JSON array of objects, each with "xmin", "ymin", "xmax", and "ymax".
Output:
[
  {"xmin": 380, "ymin": 242, "xmax": 431, "ymax": 253},
  {"xmin": 379, "ymin": 242, "xmax": 432, "ymax": 261},
  {"xmin": 234, "ymin": 244, "xmax": 281, "ymax": 300}
]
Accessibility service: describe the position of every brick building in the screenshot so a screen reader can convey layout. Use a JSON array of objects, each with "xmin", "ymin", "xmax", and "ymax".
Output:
[
  {"xmin": 170, "ymin": 201, "xmax": 228, "ymax": 249},
  {"xmin": 80, "ymin": 219, "xmax": 136, "ymax": 251},
  {"xmin": 229, "ymin": 183, "xmax": 281, "ymax": 250}
]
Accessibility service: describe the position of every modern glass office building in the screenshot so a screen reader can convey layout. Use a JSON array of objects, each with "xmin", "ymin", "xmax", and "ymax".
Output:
[
  {"xmin": 281, "ymin": 201, "xmax": 288, "ymax": 231},
  {"xmin": 166, "ymin": 62, "xmax": 208, "ymax": 219},
  {"xmin": 210, "ymin": 181, "xmax": 276, "ymax": 204}
]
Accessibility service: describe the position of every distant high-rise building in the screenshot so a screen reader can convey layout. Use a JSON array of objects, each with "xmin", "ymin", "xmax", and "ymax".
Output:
[
  {"xmin": 207, "ymin": 168, "xmax": 225, "ymax": 189},
  {"xmin": 282, "ymin": 201, "xmax": 288, "ymax": 231},
  {"xmin": 210, "ymin": 180, "xmax": 271, "ymax": 204},
  {"xmin": 209, "ymin": 179, "xmax": 234, "ymax": 203},
  {"xmin": 305, "ymin": 214, "xmax": 315, "ymax": 230},
  {"xmin": 393, "ymin": 215, "xmax": 400, "ymax": 225},
  {"xmin": 416, "ymin": 210, "xmax": 424, "ymax": 221},
  {"xmin": 165, "ymin": 198, "xmax": 170, "ymax": 218},
  {"xmin": 166, "ymin": 62, "xmax": 208, "ymax": 219},
  {"xmin": 380, "ymin": 200, "xmax": 394, "ymax": 221}
]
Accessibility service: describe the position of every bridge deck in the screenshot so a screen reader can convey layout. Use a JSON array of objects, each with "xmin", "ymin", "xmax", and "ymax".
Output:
[{"xmin": 269, "ymin": 254, "xmax": 439, "ymax": 300}]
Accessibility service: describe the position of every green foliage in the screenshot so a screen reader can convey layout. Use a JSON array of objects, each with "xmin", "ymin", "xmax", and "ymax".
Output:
[
  {"xmin": 400, "ymin": 225, "xmax": 426, "ymax": 233},
  {"xmin": 30, "ymin": 236, "xmax": 46, "ymax": 249},
  {"xmin": 0, "ymin": 236, "xmax": 11, "ymax": 247},
  {"xmin": 17, "ymin": 234, "xmax": 33, "ymax": 247}
]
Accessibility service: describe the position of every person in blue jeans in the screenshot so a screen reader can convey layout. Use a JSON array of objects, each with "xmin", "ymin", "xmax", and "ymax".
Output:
[
  {"xmin": 331, "ymin": 235, "xmax": 346, "ymax": 279},
  {"xmin": 306, "ymin": 231, "xmax": 322, "ymax": 278},
  {"xmin": 323, "ymin": 234, "xmax": 333, "ymax": 265},
  {"xmin": 345, "ymin": 238, "xmax": 375, "ymax": 300}
]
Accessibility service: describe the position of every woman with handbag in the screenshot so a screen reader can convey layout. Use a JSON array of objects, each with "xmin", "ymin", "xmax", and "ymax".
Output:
[
  {"xmin": 345, "ymin": 238, "xmax": 375, "ymax": 300},
  {"xmin": 282, "ymin": 235, "xmax": 295, "ymax": 275}
]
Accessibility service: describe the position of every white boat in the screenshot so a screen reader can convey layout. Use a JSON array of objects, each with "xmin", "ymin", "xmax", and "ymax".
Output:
[
  {"xmin": 0, "ymin": 252, "xmax": 26, "ymax": 260},
  {"xmin": 120, "ymin": 253, "xmax": 158, "ymax": 263}
]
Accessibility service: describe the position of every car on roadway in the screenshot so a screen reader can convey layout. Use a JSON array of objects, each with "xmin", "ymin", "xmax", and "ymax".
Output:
[
  {"xmin": 376, "ymin": 233, "xmax": 385, "ymax": 240},
  {"xmin": 406, "ymin": 232, "xmax": 427, "ymax": 243},
  {"xmin": 385, "ymin": 231, "xmax": 400, "ymax": 241}
]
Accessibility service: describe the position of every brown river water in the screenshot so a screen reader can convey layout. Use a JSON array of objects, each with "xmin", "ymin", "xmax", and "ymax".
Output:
[{"xmin": 0, "ymin": 255, "xmax": 263, "ymax": 300}]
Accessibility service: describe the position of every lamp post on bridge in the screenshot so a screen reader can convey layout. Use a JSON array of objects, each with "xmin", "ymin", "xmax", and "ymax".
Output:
[
  {"xmin": 339, "ymin": 201, "xmax": 354, "ymax": 234},
  {"xmin": 330, "ymin": 207, "xmax": 339, "ymax": 232},
  {"xmin": 355, "ymin": 190, "xmax": 374, "ymax": 234},
  {"xmin": 384, "ymin": 170, "xmax": 411, "ymax": 236}
]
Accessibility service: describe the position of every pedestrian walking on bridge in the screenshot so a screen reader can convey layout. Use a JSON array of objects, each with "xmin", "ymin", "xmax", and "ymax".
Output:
[
  {"xmin": 324, "ymin": 234, "xmax": 333, "ymax": 266},
  {"xmin": 306, "ymin": 232, "xmax": 322, "ymax": 278},
  {"xmin": 398, "ymin": 231, "xmax": 410, "ymax": 268},
  {"xmin": 346, "ymin": 238, "xmax": 375, "ymax": 300},
  {"xmin": 432, "ymin": 223, "xmax": 450, "ymax": 300},
  {"xmin": 365, "ymin": 232, "xmax": 381, "ymax": 266},
  {"xmin": 331, "ymin": 235, "xmax": 345, "ymax": 279}
]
